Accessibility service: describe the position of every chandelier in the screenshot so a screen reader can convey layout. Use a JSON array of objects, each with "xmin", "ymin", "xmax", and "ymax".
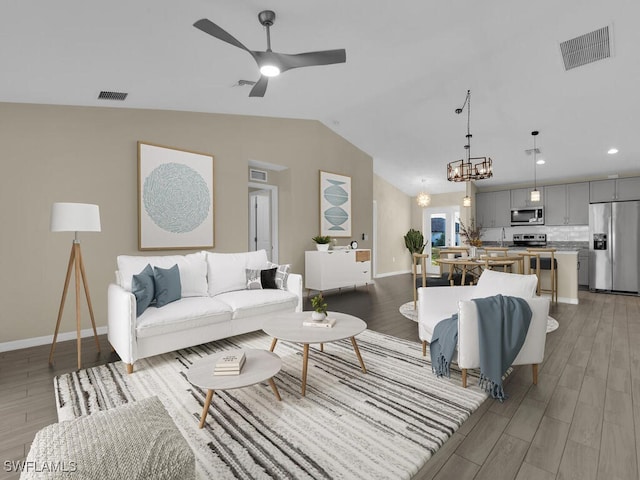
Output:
[{"xmin": 447, "ymin": 90, "xmax": 493, "ymax": 182}]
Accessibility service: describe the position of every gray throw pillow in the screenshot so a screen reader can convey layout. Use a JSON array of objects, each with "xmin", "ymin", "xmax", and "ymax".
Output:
[
  {"xmin": 132, "ymin": 264, "xmax": 155, "ymax": 317},
  {"xmin": 267, "ymin": 262, "xmax": 291, "ymax": 290},
  {"xmin": 154, "ymin": 264, "xmax": 181, "ymax": 307},
  {"xmin": 246, "ymin": 268, "xmax": 262, "ymax": 290}
]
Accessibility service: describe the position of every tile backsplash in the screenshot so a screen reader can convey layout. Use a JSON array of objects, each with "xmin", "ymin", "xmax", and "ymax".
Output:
[{"xmin": 481, "ymin": 225, "xmax": 589, "ymax": 243}]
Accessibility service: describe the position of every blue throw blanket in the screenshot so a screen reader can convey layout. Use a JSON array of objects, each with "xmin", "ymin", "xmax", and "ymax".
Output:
[{"xmin": 430, "ymin": 294, "xmax": 532, "ymax": 402}]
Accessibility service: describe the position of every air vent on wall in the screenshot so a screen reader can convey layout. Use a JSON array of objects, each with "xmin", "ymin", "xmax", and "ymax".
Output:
[
  {"xmin": 98, "ymin": 91, "xmax": 128, "ymax": 101},
  {"xmin": 560, "ymin": 26, "xmax": 611, "ymax": 71},
  {"xmin": 249, "ymin": 168, "xmax": 268, "ymax": 182}
]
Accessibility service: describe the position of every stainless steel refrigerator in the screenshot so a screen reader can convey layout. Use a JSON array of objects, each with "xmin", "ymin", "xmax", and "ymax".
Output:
[{"xmin": 589, "ymin": 201, "xmax": 640, "ymax": 294}]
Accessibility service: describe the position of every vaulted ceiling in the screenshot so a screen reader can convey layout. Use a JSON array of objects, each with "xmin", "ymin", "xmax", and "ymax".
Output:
[{"xmin": 2, "ymin": 1, "xmax": 638, "ymax": 195}]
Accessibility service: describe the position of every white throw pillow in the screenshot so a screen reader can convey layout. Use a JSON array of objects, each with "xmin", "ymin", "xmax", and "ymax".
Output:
[
  {"xmin": 473, "ymin": 269, "xmax": 538, "ymax": 299},
  {"xmin": 116, "ymin": 252, "xmax": 208, "ymax": 297}
]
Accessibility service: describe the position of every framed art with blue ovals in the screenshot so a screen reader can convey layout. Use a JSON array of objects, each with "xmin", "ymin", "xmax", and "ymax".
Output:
[
  {"xmin": 138, "ymin": 142, "xmax": 214, "ymax": 250},
  {"xmin": 319, "ymin": 170, "xmax": 351, "ymax": 237}
]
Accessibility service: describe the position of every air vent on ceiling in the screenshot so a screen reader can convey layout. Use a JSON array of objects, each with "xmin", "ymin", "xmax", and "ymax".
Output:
[
  {"xmin": 249, "ymin": 168, "xmax": 268, "ymax": 182},
  {"xmin": 560, "ymin": 26, "xmax": 611, "ymax": 71},
  {"xmin": 525, "ymin": 148, "xmax": 541, "ymax": 155},
  {"xmin": 98, "ymin": 91, "xmax": 128, "ymax": 101}
]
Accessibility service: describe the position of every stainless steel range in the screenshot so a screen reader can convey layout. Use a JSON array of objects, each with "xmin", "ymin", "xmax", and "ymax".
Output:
[{"xmin": 512, "ymin": 233, "xmax": 547, "ymax": 248}]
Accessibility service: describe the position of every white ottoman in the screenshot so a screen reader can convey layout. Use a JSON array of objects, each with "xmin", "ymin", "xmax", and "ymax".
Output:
[{"xmin": 22, "ymin": 396, "xmax": 194, "ymax": 480}]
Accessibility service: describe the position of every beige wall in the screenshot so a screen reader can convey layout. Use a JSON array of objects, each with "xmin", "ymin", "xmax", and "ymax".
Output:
[
  {"xmin": 410, "ymin": 184, "xmax": 477, "ymax": 230},
  {"xmin": 372, "ymin": 175, "xmax": 413, "ymax": 275},
  {"xmin": 0, "ymin": 102, "xmax": 372, "ymax": 344}
]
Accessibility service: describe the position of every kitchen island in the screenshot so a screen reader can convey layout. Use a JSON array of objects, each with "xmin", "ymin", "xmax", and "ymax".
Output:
[{"xmin": 508, "ymin": 249, "xmax": 579, "ymax": 304}]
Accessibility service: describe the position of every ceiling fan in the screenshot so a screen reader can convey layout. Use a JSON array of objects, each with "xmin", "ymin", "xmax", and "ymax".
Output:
[{"xmin": 194, "ymin": 10, "xmax": 347, "ymax": 97}]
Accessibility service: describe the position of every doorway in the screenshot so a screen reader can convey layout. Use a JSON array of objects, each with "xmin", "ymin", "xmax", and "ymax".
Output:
[
  {"xmin": 248, "ymin": 183, "xmax": 279, "ymax": 263},
  {"xmin": 422, "ymin": 206, "xmax": 461, "ymax": 274}
]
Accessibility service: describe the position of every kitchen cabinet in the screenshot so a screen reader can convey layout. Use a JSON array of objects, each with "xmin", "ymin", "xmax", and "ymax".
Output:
[
  {"xmin": 305, "ymin": 249, "xmax": 371, "ymax": 292},
  {"xmin": 475, "ymin": 190, "xmax": 510, "ymax": 227},
  {"xmin": 544, "ymin": 182, "xmax": 589, "ymax": 225},
  {"xmin": 590, "ymin": 177, "xmax": 640, "ymax": 202},
  {"xmin": 616, "ymin": 177, "xmax": 640, "ymax": 201},
  {"xmin": 578, "ymin": 250, "xmax": 589, "ymax": 286},
  {"xmin": 510, "ymin": 187, "xmax": 543, "ymax": 208}
]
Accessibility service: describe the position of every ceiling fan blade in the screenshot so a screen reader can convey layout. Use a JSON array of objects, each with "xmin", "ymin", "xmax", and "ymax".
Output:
[
  {"xmin": 249, "ymin": 76, "xmax": 269, "ymax": 97},
  {"xmin": 274, "ymin": 49, "xmax": 346, "ymax": 73},
  {"xmin": 193, "ymin": 18, "xmax": 251, "ymax": 52}
]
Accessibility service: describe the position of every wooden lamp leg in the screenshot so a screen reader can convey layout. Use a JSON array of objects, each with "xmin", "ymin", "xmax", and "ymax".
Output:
[
  {"xmin": 49, "ymin": 241, "xmax": 101, "ymax": 371},
  {"xmin": 49, "ymin": 244, "xmax": 76, "ymax": 365},
  {"xmin": 77, "ymin": 245, "xmax": 101, "ymax": 352}
]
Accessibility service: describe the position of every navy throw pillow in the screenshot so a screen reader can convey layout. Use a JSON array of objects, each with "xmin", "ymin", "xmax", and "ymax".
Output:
[{"xmin": 154, "ymin": 264, "xmax": 182, "ymax": 307}]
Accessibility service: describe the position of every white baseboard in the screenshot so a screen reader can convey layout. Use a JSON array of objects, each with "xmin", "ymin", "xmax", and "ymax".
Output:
[
  {"xmin": 0, "ymin": 326, "xmax": 108, "ymax": 353},
  {"xmin": 374, "ymin": 270, "xmax": 411, "ymax": 278}
]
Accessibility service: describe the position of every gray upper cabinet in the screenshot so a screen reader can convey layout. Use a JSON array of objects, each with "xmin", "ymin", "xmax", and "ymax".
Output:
[
  {"xmin": 590, "ymin": 177, "xmax": 640, "ymax": 202},
  {"xmin": 616, "ymin": 177, "xmax": 640, "ymax": 201},
  {"xmin": 510, "ymin": 187, "xmax": 543, "ymax": 208},
  {"xmin": 545, "ymin": 182, "xmax": 589, "ymax": 225},
  {"xmin": 476, "ymin": 190, "xmax": 510, "ymax": 228},
  {"xmin": 590, "ymin": 179, "xmax": 616, "ymax": 202}
]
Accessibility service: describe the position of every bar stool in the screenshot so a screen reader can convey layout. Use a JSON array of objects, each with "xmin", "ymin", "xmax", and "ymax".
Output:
[{"xmin": 526, "ymin": 248, "xmax": 558, "ymax": 304}]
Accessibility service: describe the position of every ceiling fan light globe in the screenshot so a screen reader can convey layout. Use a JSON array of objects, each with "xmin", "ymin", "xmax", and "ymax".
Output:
[{"xmin": 260, "ymin": 65, "xmax": 280, "ymax": 77}]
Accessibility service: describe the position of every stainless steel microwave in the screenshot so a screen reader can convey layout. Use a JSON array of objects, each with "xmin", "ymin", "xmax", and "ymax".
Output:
[{"xmin": 510, "ymin": 207, "xmax": 544, "ymax": 226}]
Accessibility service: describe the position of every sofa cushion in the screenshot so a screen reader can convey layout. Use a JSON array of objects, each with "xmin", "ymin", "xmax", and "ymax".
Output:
[
  {"xmin": 205, "ymin": 250, "xmax": 270, "ymax": 296},
  {"xmin": 117, "ymin": 252, "xmax": 207, "ymax": 297},
  {"xmin": 136, "ymin": 297, "xmax": 233, "ymax": 338},
  {"xmin": 154, "ymin": 264, "xmax": 181, "ymax": 308},
  {"xmin": 132, "ymin": 264, "xmax": 155, "ymax": 317},
  {"xmin": 473, "ymin": 269, "xmax": 538, "ymax": 299},
  {"xmin": 215, "ymin": 289, "xmax": 298, "ymax": 320}
]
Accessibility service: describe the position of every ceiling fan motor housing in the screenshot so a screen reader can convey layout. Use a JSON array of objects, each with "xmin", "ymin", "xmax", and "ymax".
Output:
[{"xmin": 258, "ymin": 10, "xmax": 276, "ymax": 27}]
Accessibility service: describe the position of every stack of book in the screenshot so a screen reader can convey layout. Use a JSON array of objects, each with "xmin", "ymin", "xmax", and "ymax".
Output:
[
  {"xmin": 302, "ymin": 317, "xmax": 336, "ymax": 328},
  {"xmin": 214, "ymin": 351, "xmax": 246, "ymax": 375}
]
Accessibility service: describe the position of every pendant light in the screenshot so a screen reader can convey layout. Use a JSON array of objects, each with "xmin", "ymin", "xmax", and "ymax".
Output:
[
  {"xmin": 463, "ymin": 181, "xmax": 471, "ymax": 207},
  {"xmin": 417, "ymin": 179, "xmax": 431, "ymax": 207},
  {"xmin": 530, "ymin": 131, "xmax": 541, "ymax": 202}
]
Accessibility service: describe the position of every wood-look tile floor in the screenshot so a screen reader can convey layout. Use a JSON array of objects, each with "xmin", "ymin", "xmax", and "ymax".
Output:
[{"xmin": 1, "ymin": 274, "xmax": 638, "ymax": 480}]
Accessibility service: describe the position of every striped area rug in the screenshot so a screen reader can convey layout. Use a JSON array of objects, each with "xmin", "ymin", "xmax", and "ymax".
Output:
[{"xmin": 54, "ymin": 330, "xmax": 487, "ymax": 479}]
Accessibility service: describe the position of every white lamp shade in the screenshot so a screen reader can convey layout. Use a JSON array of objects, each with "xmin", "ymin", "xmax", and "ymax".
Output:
[{"xmin": 51, "ymin": 203, "xmax": 101, "ymax": 232}]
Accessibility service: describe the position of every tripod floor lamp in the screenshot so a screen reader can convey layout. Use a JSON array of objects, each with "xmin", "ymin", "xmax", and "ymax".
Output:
[{"xmin": 49, "ymin": 202, "xmax": 102, "ymax": 370}]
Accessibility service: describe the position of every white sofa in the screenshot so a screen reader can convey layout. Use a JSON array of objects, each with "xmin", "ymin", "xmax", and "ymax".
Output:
[
  {"xmin": 418, "ymin": 269, "xmax": 549, "ymax": 387},
  {"xmin": 108, "ymin": 250, "xmax": 302, "ymax": 373}
]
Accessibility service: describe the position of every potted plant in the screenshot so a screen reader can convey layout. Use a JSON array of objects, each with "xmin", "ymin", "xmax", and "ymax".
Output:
[
  {"xmin": 459, "ymin": 219, "xmax": 483, "ymax": 257},
  {"xmin": 310, "ymin": 293, "xmax": 328, "ymax": 321},
  {"xmin": 312, "ymin": 235, "xmax": 331, "ymax": 251},
  {"xmin": 404, "ymin": 229, "xmax": 426, "ymax": 256}
]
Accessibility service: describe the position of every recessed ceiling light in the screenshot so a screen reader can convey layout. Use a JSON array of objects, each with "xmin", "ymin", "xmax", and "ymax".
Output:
[
  {"xmin": 608, "ymin": 148, "xmax": 619, "ymax": 154},
  {"xmin": 536, "ymin": 159, "xmax": 545, "ymax": 165}
]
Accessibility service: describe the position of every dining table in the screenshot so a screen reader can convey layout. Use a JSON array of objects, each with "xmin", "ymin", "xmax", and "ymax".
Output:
[{"xmin": 436, "ymin": 255, "xmax": 524, "ymax": 286}]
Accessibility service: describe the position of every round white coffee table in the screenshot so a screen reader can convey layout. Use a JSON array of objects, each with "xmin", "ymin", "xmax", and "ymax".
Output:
[
  {"xmin": 186, "ymin": 349, "xmax": 282, "ymax": 428},
  {"xmin": 263, "ymin": 311, "xmax": 367, "ymax": 396}
]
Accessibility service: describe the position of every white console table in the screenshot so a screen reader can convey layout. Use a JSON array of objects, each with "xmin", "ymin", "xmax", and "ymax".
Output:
[{"xmin": 305, "ymin": 249, "xmax": 372, "ymax": 293}]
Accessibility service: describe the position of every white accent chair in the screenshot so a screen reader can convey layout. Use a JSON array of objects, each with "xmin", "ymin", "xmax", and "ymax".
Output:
[{"xmin": 417, "ymin": 269, "xmax": 549, "ymax": 387}]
